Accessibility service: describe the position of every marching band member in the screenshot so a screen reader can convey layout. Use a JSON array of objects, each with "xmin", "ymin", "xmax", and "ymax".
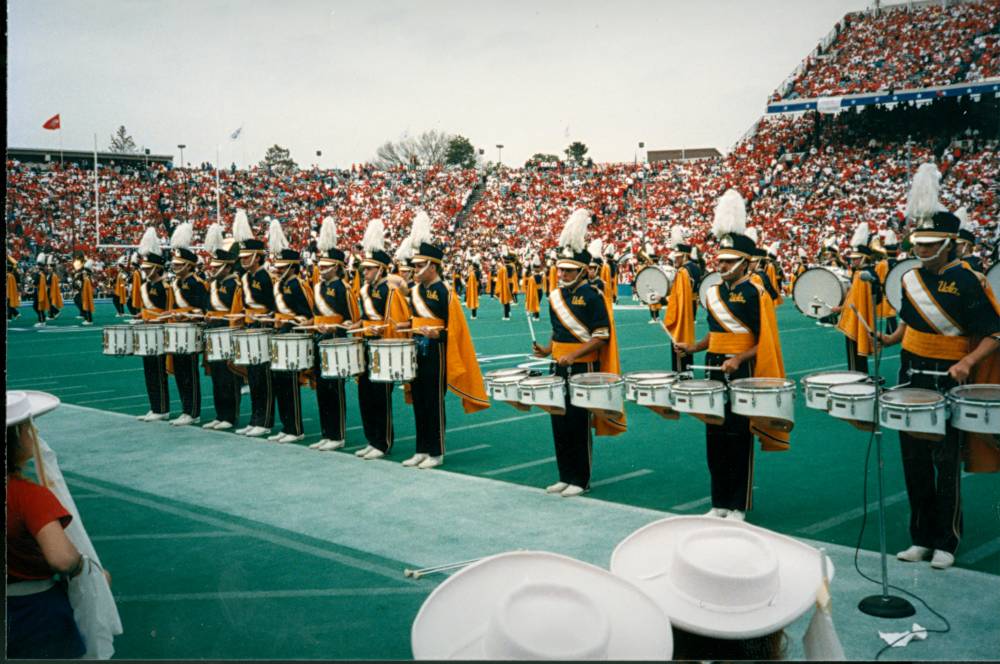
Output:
[
  {"xmin": 201, "ymin": 223, "xmax": 244, "ymax": 431},
  {"xmin": 674, "ymin": 190, "xmax": 788, "ymax": 521},
  {"xmin": 309, "ymin": 216, "xmax": 359, "ymax": 452},
  {"xmin": 75, "ymin": 259, "xmax": 95, "ymax": 326},
  {"xmin": 604, "ymin": 245, "xmax": 619, "ymax": 304},
  {"xmin": 353, "ymin": 218, "xmax": 411, "ymax": 460},
  {"xmin": 956, "ymin": 207, "xmax": 983, "ymax": 273},
  {"xmin": 266, "ymin": 218, "xmax": 314, "ymax": 444},
  {"xmin": 402, "ymin": 218, "xmax": 490, "ymax": 469},
  {"xmin": 834, "ymin": 223, "xmax": 881, "ymax": 374},
  {"xmin": 747, "ymin": 230, "xmax": 780, "ymax": 303},
  {"xmin": 639, "ymin": 243, "xmax": 663, "ymax": 324},
  {"xmin": 495, "ymin": 248, "xmax": 515, "ymax": 320},
  {"xmin": 7, "ymin": 254, "xmax": 21, "ymax": 320},
  {"xmin": 32, "ymin": 254, "xmax": 49, "ymax": 327},
  {"xmin": 128, "ymin": 252, "xmax": 143, "ymax": 317},
  {"xmin": 234, "ymin": 210, "xmax": 277, "ymax": 438},
  {"xmin": 166, "ymin": 222, "xmax": 207, "ymax": 426},
  {"xmin": 765, "ymin": 242, "xmax": 784, "ymax": 305},
  {"xmin": 874, "ymin": 230, "xmax": 900, "ymax": 335},
  {"xmin": 664, "ymin": 225, "xmax": 702, "ymax": 373},
  {"xmin": 523, "ymin": 256, "xmax": 542, "ymax": 320},
  {"xmin": 49, "ymin": 257, "xmax": 64, "ymax": 321},
  {"xmin": 112, "ymin": 255, "xmax": 129, "ymax": 317},
  {"xmin": 532, "ymin": 209, "xmax": 626, "ymax": 498},
  {"xmin": 878, "ymin": 164, "xmax": 1000, "ymax": 570},
  {"xmin": 136, "ymin": 227, "xmax": 172, "ymax": 422},
  {"xmin": 587, "ymin": 239, "xmax": 612, "ymax": 311},
  {"xmin": 465, "ymin": 256, "xmax": 480, "ymax": 320}
]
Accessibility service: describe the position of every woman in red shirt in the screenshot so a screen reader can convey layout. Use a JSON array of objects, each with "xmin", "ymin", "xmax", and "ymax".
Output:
[{"xmin": 6, "ymin": 391, "xmax": 86, "ymax": 659}]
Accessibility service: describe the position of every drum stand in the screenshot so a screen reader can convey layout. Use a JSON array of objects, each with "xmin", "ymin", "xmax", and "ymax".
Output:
[{"xmin": 853, "ymin": 301, "xmax": 916, "ymax": 618}]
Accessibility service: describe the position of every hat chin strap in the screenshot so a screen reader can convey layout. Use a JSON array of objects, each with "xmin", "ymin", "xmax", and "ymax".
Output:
[
  {"xmin": 720, "ymin": 257, "xmax": 746, "ymax": 279},
  {"xmin": 413, "ymin": 261, "xmax": 432, "ymax": 280},
  {"xmin": 918, "ymin": 238, "xmax": 951, "ymax": 264}
]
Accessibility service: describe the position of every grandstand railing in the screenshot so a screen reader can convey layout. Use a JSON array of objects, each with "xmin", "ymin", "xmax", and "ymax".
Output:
[{"xmin": 767, "ymin": 78, "xmax": 1000, "ymax": 115}]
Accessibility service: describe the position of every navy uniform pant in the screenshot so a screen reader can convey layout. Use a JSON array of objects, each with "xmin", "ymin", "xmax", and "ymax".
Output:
[
  {"xmin": 704, "ymin": 353, "xmax": 755, "ymax": 511},
  {"xmin": 550, "ymin": 360, "xmax": 597, "ymax": 488},
  {"xmin": 358, "ymin": 348, "xmax": 394, "ymax": 452},
  {"xmin": 845, "ymin": 336, "xmax": 869, "ymax": 375},
  {"xmin": 412, "ymin": 337, "xmax": 447, "ymax": 456},
  {"xmin": 247, "ymin": 363, "xmax": 274, "ymax": 428},
  {"xmin": 171, "ymin": 352, "xmax": 202, "ymax": 418},
  {"xmin": 272, "ymin": 369, "xmax": 303, "ymax": 435},
  {"xmin": 143, "ymin": 354, "xmax": 169, "ymax": 414},
  {"xmin": 208, "ymin": 360, "xmax": 241, "ymax": 425}
]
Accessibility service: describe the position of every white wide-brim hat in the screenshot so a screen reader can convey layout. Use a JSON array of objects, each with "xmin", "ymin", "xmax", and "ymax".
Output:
[
  {"xmin": 6, "ymin": 390, "xmax": 61, "ymax": 427},
  {"xmin": 411, "ymin": 551, "xmax": 673, "ymax": 660},
  {"xmin": 610, "ymin": 516, "xmax": 834, "ymax": 639}
]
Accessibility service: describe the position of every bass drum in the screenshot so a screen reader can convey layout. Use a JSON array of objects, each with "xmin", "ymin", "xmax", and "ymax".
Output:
[
  {"xmin": 885, "ymin": 258, "xmax": 920, "ymax": 311},
  {"xmin": 987, "ymin": 263, "xmax": 1000, "ymax": 299},
  {"xmin": 792, "ymin": 267, "xmax": 848, "ymax": 319},
  {"xmin": 698, "ymin": 271, "xmax": 722, "ymax": 308},
  {"xmin": 633, "ymin": 266, "xmax": 675, "ymax": 304}
]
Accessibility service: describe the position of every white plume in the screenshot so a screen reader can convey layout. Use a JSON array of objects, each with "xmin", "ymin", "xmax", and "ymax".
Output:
[
  {"xmin": 882, "ymin": 229, "xmax": 898, "ymax": 245},
  {"xmin": 170, "ymin": 221, "xmax": 194, "ymax": 250},
  {"xmin": 905, "ymin": 163, "xmax": 944, "ymax": 220},
  {"xmin": 204, "ymin": 223, "xmax": 224, "ymax": 255},
  {"xmin": 232, "ymin": 209, "xmax": 253, "ymax": 242},
  {"xmin": 691, "ymin": 245, "xmax": 700, "ymax": 261},
  {"xmin": 318, "ymin": 216, "xmax": 338, "ymax": 253},
  {"xmin": 850, "ymin": 223, "xmax": 869, "ymax": 248},
  {"xmin": 394, "ymin": 235, "xmax": 413, "ymax": 262},
  {"xmin": 362, "ymin": 218, "xmax": 385, "ymax": 254},
  {"xmin": 712, "ymin": 189, "xmax": 747, "ymax": 239},
  {"xmin": 139, "ymin": 227, "xmax": 162, "ymax": 257},
  {"xmin": 558, "ymin": 209, "xmax": 590, "ymax": 252},
  {"xmin": 769, "ymin": 241, "xmax": 780, "ymax": 255},
  {"xmin": 746, "ymin": 227, "xmax": 759, "ymax": 244},
  {"xmin": 588, "ymin": 238, "xmax": 603, "ymax": 257},
  {"xmin": 267, "ymin": 218, "xmax": 289, "ymax": 255},
  {"xmin": 409, "ymin": 209, "xmax": 433, "ymax": 248},
  {"xmin": 36, "ymin": 252, "xmax": 47, "ymax": 265},
  {"xmin": 669, "ymin": 225, "xmax": 686, "ymax": 248}
]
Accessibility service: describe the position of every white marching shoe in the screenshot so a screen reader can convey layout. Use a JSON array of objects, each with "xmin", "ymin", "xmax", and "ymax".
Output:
[
  {"xmin": 897, "ymin": 545, "xmax": 931, "ymax": 562},
  {"xmin": 545, "ymin": 481, "xmax": 569, "ymax": 494},
  {"xmin": 202, "ymin": 420, "xmax": 221, "ymax": 429},
  {"xmin": 725, "ymin": 510, "xmax": 746, "ymax": 521},
  {"xmin": 267, "ymin": 432, "xmax": 286, "ymax": 441},
  {"xmin": 362, "ymin": 447, "xmax": 385, "ymax": 460},
  {"xmin": 417, "ymin": 455, "xmax": 442, "ymax": 469},
  {"xmin": 309, "ymin": 439, "xmax": 328, "ymax": 449},
  {"xmin": 355, "ymin": 445, "xmax": 374, "ymax": 457},
  {"xmin": 142, "ymin": 412, "xmax": 170, "ymax": 422},
  {"xmin": 234, "ymin": 425, "xmax": 253, "ymax": 435},
  {"xmin": 402, "ymin": 453, "xmax": 429, "ymax": 467},
  {"xmin": 213, "ymin": 421, "xmax": 233, "ymax": 430},
  {"xmin": 137, "ymin": 411, "xmax": 155, "ymax": 421},
  {"xmin": 931, "ymin": 550, "xmax": 955, "ymax": 570},
  {"xmin": 170, "ymin": 414, "xmax": 198, "ymax": 427},
  {"xmin": 276, "ymin": 433, "xmax": 304, "ymax": 444},
  {"xmin": 705, "ymin": 507, "xmax": 730, "ymax": 518},
  {"xmin": 244, "ymin": 426, "xmax": 271, "ymax": 437},
  {"xmin": 560, "ymin": 484, "xmax": 587, "ymax": 498},
  {"xmin": 317, "ymin": 439, "xmax": 345, "ymax": 451}
]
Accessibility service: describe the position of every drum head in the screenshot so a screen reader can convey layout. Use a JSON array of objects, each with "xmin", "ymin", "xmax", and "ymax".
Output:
[
  {"xmin": 625, "ymin": 371, "xmax": 676, "ymax": 382},
  {"xmin": 885, "ymin": 258, "xmax": 920, "ymax": 311},
  {"xmin": 882, "ymin": 388, "xmax": 943, "ymax": 405},
  {"xmin": 988, "ymin": 264, "xmax": 1000, "ymax": 300},
  {"xmin": 803, "ymin": 370, "xmax": 868, "ymax": 386},
  {"xmin": 486, "ymin": 368, "xmax": 529, "ymax": 378},
  {"xmin": 569, "ymin": 372, "xmax": 622, "ymax": 386},
  {"xmin": 634, "ymin": 267, "xmax": 672, "ymax": 304},
  {"xmin": 949, "ymin": 384, "xmax": 1000, "ymax": 402},
  {"xmin": 729, "ymin": 377, "xmax": 793, "ymax": 390},
  {"xmin": 829, "ymin": 383, "xmax": 875, "ymax": 397},
  {"xmin": 698, "ymin": 272, "xmax": 723, "ymax": 308},
  {"xmin": 793, "ymin": 268, "xmax": 846, "ymax": 319},
  {"xmin": 673, "ymin": 379, "xmax": 725, "ymax": 391},
  {"xmin": 521, "ymin": 376, "xmax": 564, "ymax": 387}
]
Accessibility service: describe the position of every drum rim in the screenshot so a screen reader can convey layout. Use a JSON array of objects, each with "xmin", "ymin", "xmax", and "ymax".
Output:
[
  {"xmin": 801, "ymin": 371, "xmax": 868, "ymax": 386},
  {"xmin": 672, "ymin": 380, "xmax": 726, "ymax": 394},
  {"xmin": 947, "ymin": 384, "xmax": 1000, "ymax": 403},
  {"xmin": 728, "ymin": 377, "xmax": 795, "ymax": 391},
  {"xmin": 492, "ymin": 374, "xmax": 529, "ymax": 384},
  {"xmin": 368, "ymin": 339, "xmax": 416, "ymax": 346},
  {"xmin": 485, "ymin": 368, "xmax": 530, "ymax": 377},
  {"xmin": 635, "ymin": 377, "xmax": 678, "ymax": 387},
  {"xmin": 569, "ymin": 373, "xmax": 624, "ymax": 387},
  {"xmin": 319, "ymin": 337, "xmax": 363, "ymax": 345},
  {"xmin": 234, "ymin": 329, "xmax": 273, "ymax": 336},
  {"xmin": 879, "ymin": 391, "xmax": 946, "ymax": 409},
  {"xmin": 519, "ymin": 376, "xmax": 565, "ymax": 386},
  {"xmin": 792, "ymin": 267, "xmax": 847, "ymax": 317},
  {"xmin": 624, "ymin": 371, "xmax": 677, "ymax": 382},
  {"xmin": 273, "ymin": 333, "xmax": 315, "ymax": 341}
]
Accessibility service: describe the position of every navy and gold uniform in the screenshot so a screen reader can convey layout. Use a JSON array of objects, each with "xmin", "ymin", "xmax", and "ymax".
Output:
[
  {"xmin": 896, "ymin": 259, "xmax": 1000, "ymax": 555},
  {"xmin": 33, "ymin": 268, "xmax": 49, "ymax": 324},
  {"xmin": 242, "ymin": 265, "xmax": 277, "ymax": 430},
  {"xmin": 703, "ymin": 275, "xmax": 760, "ymax": 511},
  {"xmin": 169, "ymin": 272, "xmax": 209, "ymax": 420},
  {"xmin": 140, "ymin": 276, "xmax": 171, "ymax": 416},
  {"xmin": 205, "ymin": 270, "xmax": 243, "ymax": 427},
  {"xmin": 272, "ymin": 272, "xmax": 314, "ymax": 437},
  {"xmin": 410, "ymin": 281, "xmax": 451, "ymax": 457},
  {"xmin": 547, "ymin": 280, "xmax": 610, "ymax": 490},
  {"xmin": 313, "ymin": 273, "xmax": 355, "ymax": 443},
  {"xmin": 841, "ymin": 264, "xmax": 883, "ymax": 374},
  {"xmin": 358, "ymin": 279, "xmax": 401, "ymax": 453}
]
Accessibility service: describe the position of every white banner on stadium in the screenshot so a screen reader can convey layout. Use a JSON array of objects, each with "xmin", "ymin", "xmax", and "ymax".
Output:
[{"xmin": 816, "ymin": 97, "xmax": 843, "ymax": 114}]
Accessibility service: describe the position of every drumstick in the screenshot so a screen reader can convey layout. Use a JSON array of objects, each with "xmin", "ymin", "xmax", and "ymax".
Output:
[
  {"xmin": 526, "ymin": 311, "xmax": 537, "ymax": 344},
  {"xmin": 401, "ymin": 326, "xmax": 444, "ymax": 335},
  {"xmin": 907, "ymin": 367, "xmax": 950, "ymax": 377},
  {"xmin": 687, "ymin": 364, "xmax": 725, "ymax": 372},
  {"xmin": 848, "ymin": 304, "xmax": 875, "ymax": 338}
]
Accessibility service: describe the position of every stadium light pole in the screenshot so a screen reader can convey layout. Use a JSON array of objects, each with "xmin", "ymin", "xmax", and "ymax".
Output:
[
  {"xmin": 496, "ymin": 144, "xmax": 504, "ymax": 167},
  {"xmin": 177, "ymin": 144, "xmax": 186, "ymax": 169}
]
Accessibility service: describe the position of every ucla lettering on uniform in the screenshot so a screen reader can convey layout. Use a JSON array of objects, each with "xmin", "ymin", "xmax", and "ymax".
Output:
[{"xmin": 937, "ymin": 281, "xmax": 959, "ymax": 296}]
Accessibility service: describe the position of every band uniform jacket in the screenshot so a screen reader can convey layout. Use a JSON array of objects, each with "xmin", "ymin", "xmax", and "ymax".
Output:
[{"xmin": 242, "ymin": 267, "xmax": 277, "ymax": 325}]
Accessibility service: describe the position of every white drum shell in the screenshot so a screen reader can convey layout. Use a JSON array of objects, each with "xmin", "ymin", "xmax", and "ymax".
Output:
[
  {"xmin": 484, "ymin": 369, "xmax": 529, "ymax": 402},
  {"xmin": 568, "ymin": 373, "xmax": 624, "ymax": 415},
  {"xmin": 319, "ymin": 338, "xmax": 365, "ymax": 378},
  {"xmin": 164, "ymin": 323, "xmax": 204, "ymax": 354},
  {"xmin": 624, "ymin": 371, "xmax": 676, "ymax": 402},
  {"xmin": 886, "ymin": 258, "xmax": 921, "ymax": 312},
  {"xmin": 368, "ymin": 339, "xmax": 417, "ymax": 383},
  {"xmin": 634, "ymin": 378, "xmax": 677, "ymax": 408},
  {"xmin": 948, "ymin": 384, "xmax": 1000, "ymax": 434},
  {"xmin": 103, "ymin": 325, "xmax": 134, "ymax": 356},
  {"xmin": 729, "ymin": 378, "xmax": 795, "ymax": 425},
  {"xmin": 204, "ymin": 327, "xmax": 235, "ymax": 361},
  {"xmin": 793, "ymin": 267, "xmax": 848, "ymax": 319},
  {"xmin": 634, "ymin": 266, "xmax": 674, "ymax": 304},
  {"xmin": 518, "ymin": 376, "xmax": 566, "ymax": 412},
  {"xmin": 232, "ymin": 330, "xmax": 274, "ymax": 366},
  {"xmin": 827, "ymin": 383, "xmax": 877, "ymax": 423},
  {"xmin": 801, "ymin": 371, "xmax": 868, "ymax": 410},
  {"xmin": 698, "ymin": 272, "xmax": 723, "ymax": 308},
  {"xmin": 132, "ymin": 325, "xmax": 165, "ymax": 356},
  {"xmin": 670, "ymin": 380, "xmax": 727, "ymax": 419},
  {"xmin": 270, "ymin": 334, "xmax": 315, "ymax": 371},
  {"xmin": 879, "ymin": 389, "xmax": 948, "ymax": 436}
]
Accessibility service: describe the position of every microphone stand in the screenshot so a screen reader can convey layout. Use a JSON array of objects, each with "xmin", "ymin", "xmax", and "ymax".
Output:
[{"xmin": 857, "ymin": 272, "xmax": 916, "ymax": 618}]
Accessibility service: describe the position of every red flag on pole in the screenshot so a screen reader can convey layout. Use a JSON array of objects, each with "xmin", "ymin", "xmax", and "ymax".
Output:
[{"xmin": 43, "ymin": 114, "xmax": 61, "ymax": 130}]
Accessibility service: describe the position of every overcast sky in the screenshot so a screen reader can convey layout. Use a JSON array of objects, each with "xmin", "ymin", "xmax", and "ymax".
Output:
[{"xmin": 9, "ymin": 0, "xmax": 885, "ymax": 168}]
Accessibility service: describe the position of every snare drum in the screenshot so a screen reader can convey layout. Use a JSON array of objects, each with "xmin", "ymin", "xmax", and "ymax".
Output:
[
  {"xmin": 827, "ymin": 382, "xmax": 877, "ymax": 431},
  {"xmin": 879, "ymin": 388, "xmax": 948, "ymax": 441},
  {"xmin": 623, "ymin": 371, "xmax": 676, "ymax": 402},
  {"xmin": 271, "ymin": 333, "xmax": 315, "ymax": 372},
  {"xmin": 633, "ymin": 375, "xmax": 681, "ymax": 420},
  {"xmin": 103, "ymin": 324, "xmax": 134, "ymax": 356},
  {"xmin": 671, "ymin": 379, "xmax": 727, "ymax": 425},
  {"xmin": 132, "ymin": 324, "xmax": 165, "ymax": 356},
  {"xmin": 569, "ymin": 373, "xmax": 625, "ymax": 418},
  {"xmin": 484, "ymin": 368, "xmax": 532, "ymax": 411},
  {"xmin": 319, "ymin": 338, "xmax": 365, "ymax": 378},
  {"xmin": 164, "ymin": 323, "xmax": 204, "ymax": 354},
  {"xmin": 368, "ymin": 339, "xmax": 417, "ymax": 382},
  {"xmin": 232, "ymin": 329, "xmax": 273, "ymax": 366},
  {"xmin": 801, "ymin": 371, "xmax": 868, "ymax": 410},
  {"xmin": 517, "ymin": 375, "xmax": 566, "ymax": 416},
  {"xmin": 204, "ymin": 327, "xmax": 235, "ymax": 361},
  {"xmin": 947, "ymin": 384, "xmax": 1000, "ymax": 435},
  {"xmin": 729, "ymin": 378, "xmax": 796, "ymax": 433}
]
